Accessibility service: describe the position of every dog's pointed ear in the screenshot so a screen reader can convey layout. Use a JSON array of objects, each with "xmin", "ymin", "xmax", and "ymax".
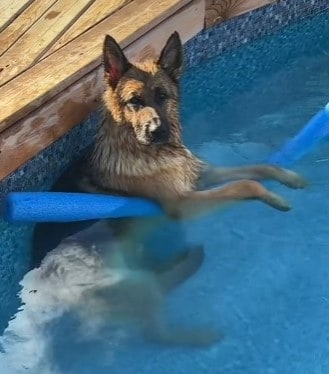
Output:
[
  {"xmin": 157, "ymin": 32, "xmax": 183, "ymax": 82},
  {"xmin": 103, "ymin": 35, "xmax": 131, "ymax": 88}
]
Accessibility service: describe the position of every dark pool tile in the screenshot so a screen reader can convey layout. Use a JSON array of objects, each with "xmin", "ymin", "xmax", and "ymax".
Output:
[{"xmin": 184, "ymin": 0, "xmax": 329, "ymax": 69}]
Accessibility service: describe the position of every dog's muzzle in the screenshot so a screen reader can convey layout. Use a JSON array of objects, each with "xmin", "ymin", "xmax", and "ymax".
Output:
[
  {"xmin": 146, "ymin": 117, "xmax": 170, "ymax": 144},
  {"xmin": 137, "ymin": 107, "xmax": 170, "ymax": 145}
]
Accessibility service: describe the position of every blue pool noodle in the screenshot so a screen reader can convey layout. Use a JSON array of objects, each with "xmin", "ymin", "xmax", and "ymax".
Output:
[
  {"xmin": 268, "ymin": 102, "xmax": 329, "ymax": 166},
  {"xmin": 3, "ymin": 103, "xmax": 329, "ymax": 223},
  {"xmin": 3, "ymin": 193, "xmax": 163, "ymax": 222}
]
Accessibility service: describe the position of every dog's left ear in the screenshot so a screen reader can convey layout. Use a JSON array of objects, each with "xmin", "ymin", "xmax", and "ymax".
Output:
[
  {"xmin": 103, "ymin": 34, "xmax": 132, "ymax": 88},
  {"xmin": 157, "ymin": 32, "xmax": 183, "ymax": 82}
]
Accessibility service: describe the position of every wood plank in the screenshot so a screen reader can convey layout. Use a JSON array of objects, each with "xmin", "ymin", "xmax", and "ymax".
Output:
[
  {"xmin": 0, "ymin": 0, "xmax": 58, "ymax": 56},
  {"xmin": 125, "ymin": 0, "xmax": 204, "ymax": 62},
  {"xmin": 205, "ymin": 0, "xmax": 275, "ymax": 28},
  {"xmin": 0, "ymin": 0, "xmax": 95, "ymax": 86},
  {"xmin": 0, "ymin": 69, "xmax": 103, "ymax": 182},
  {"xmin": 0, "ymin": 0, "xmax": 192, "ymax": 134},
  {"xmin": 42, "ymin": 0, "xmax": 132, "ymax": 59},
  {"xmin": 0, "ymin": 0, "xmax": 204, "ymax": 181},
  {"xmin": 228, "ymin": 0, "xmax": 275, "ymax": 18},
  {"xmin": 0, "ymin": 0, "xmax": 34, "ymax": 32}
]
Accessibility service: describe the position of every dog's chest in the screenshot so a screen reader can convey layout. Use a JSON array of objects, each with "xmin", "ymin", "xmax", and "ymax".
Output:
[
  {"xmin": 107, "ymin": 150, "xmax": 201, "ymax": 199},
  {"xmin": 110, "ymin": 166, "xmax": 195, "ymax": 200}
]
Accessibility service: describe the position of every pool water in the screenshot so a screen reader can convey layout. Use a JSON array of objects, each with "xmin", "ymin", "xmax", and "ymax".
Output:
[{"xmin": 1, "ymin": 10, "xmax": 329, "ymax": 374}]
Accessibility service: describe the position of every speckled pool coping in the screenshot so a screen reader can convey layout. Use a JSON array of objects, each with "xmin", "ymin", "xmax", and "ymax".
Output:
[{"xmin": 0, "ymin": 0, "xmax": 328, "ymax": 331}]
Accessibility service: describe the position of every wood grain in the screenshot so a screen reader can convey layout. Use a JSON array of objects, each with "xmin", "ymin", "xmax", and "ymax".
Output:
[
  {"xmin": 0, "ymin": 0, "xmax": 191, "ymax": 134},
  {"xmin": 42, "ymin": 0, "xmax": 132, "ymax": 59},
  {"xmin": 0, "ymin": 0, "xmax": 58, "ymax": 56},
  {"xmin": 0, "ymin": 0, "xmax": 34, "ymax": 32},
  {"xmin": 0, "ymin": 0, "xmax": 204, "ymax": 181},
  {"xmin": 125, "ymin": 0, "xmax": 204, "ymax": 61},
  {"xmin": 0, "ymin": 70, "xmax": 102, "ymax": 182},
  {"xmin": 205, "ymin": 0, "xmax": 275, "ymax": 28},
  {"xmin": 0, "ymin": 0, "xmax": 95, "ymax": 86}
]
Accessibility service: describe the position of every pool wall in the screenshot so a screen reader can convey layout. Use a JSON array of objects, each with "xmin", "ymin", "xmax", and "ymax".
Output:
[{"xmin": 0, "ymin": 0, "xmax": 328, "ymax": 331}]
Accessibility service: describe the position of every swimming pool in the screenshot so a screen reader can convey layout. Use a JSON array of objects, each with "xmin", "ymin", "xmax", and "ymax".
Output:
[{"xmin": 1, "ymin": 3, "xmax": 329, "ymax": 373}]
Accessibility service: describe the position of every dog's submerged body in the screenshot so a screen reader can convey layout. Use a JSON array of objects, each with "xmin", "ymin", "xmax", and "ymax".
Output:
[
  {"xmin": 2, "ymin": 32, "xmax": 307, "ymax": 372},
  {"xmin": 1, "ymin": 222, "xmax": 210, "ymax": 373}
]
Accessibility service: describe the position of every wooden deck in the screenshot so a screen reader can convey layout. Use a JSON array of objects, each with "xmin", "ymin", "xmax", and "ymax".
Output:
[{"xmin": 0, "ymin": 0, "xmax": 274, "ymax": 181}]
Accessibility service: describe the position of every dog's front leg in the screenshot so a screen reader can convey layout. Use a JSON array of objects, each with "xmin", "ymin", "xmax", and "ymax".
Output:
[
  {"xmin": 163, "ymin": 179, "xmax": 293, "ymax": 220},
  {"xmin": 199, "ymin": 164, "xmax": 307, "ymax": 190}
]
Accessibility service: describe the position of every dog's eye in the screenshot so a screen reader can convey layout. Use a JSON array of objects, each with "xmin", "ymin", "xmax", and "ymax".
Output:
[
  {"xmin": 127, "ymin": 96, "xmax": 144, "ymax": 109},
  {"xmin": 154, "ymin": 89, "xmax": 168, "ymax": 105}
]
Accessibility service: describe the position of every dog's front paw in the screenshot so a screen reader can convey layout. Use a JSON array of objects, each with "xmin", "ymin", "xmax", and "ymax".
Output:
[
  {"xmin": 261, "ymin": 192, "xmax": 292, "ymax": 212},
  {"xmin": 276, "ymin": 168, "xmax": 308, "ymax": 189}
]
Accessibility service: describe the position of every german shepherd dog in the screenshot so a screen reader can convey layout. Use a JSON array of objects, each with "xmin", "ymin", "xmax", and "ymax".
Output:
[
  {"xmin": 80, "ymin": 32, "xmax": 307, "ymax": 216},
  {"xmin": 1, "ymin": 32, "xmax": 307, "ymax": 373}
]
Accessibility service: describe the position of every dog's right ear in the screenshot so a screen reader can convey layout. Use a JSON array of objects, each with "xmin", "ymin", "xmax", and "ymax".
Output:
[{"xmin": 103, "ymin": 35, "xmax": 131, "ymax": 88}]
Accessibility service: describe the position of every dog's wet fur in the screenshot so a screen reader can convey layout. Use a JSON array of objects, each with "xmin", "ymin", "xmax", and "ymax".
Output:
[{"xmin": 5, "ymin": 32, "xmax": 308, "ymax": 371}]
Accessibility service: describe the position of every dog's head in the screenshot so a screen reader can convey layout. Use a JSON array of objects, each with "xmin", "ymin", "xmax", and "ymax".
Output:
[{"xmin": 102, "ymin": 32, "xmax": 183, "ymax": 145}]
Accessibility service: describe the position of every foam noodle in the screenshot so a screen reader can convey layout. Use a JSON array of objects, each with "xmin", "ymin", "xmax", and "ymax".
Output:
[
  {"xmin": 4, "ymin": 192, "xmax": 162, "ymax": 223},
  {"xmin": 268, "ymin": 103, "xmax": 329, "ymax": 166},
  {"xmin": 3, "ymin": 103, "xmax": 329, "ymax": 223}
]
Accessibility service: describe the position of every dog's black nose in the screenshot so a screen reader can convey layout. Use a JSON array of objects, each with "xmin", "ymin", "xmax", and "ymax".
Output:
[
  {"xmin": 152, "ymin": 125, "xmax": 167, "ymax": 137},
  {"xmin": 151, "ymin": 125, "xmax": 169, "ymax": 143}
]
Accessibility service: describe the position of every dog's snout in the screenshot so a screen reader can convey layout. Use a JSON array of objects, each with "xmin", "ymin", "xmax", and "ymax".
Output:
[
  {"xmin": 149, "ymin": 122, "xmax": 169, "ymax": 144},
  {"xmin": 147, "ymin": 117, "xmax": 161, "ymax": 132},
  {"xmin": 152, "ymin": 124, "xmax": 167, "ymax": 137},
  {"xmin": 137, "ymin": 107, "xmax": 169, "ymax": 144}
]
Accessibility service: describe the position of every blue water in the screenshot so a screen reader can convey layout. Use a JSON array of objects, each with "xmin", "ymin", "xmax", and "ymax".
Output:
[{"xmin": 1, "ymin": 10, "xmax": 329, "ymax": 374}]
